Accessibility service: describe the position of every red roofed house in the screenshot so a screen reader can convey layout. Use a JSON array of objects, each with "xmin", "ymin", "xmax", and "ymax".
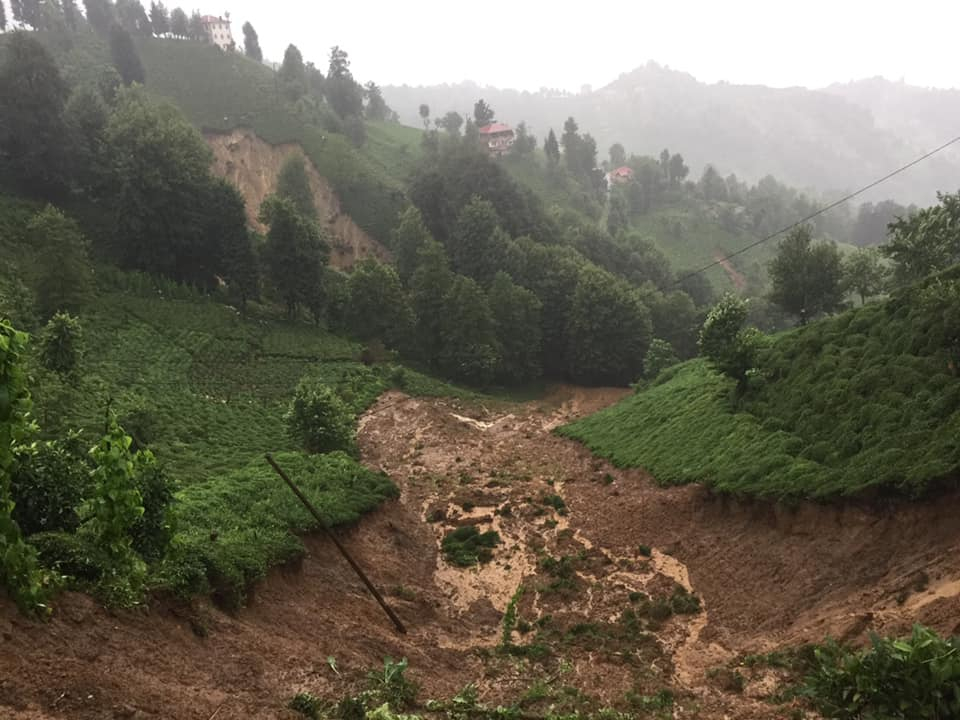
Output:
[
  {"xmin": 479, "ymin": 123, "xmax": 515, "ymax": 156},
  {"xmin": 607, "ymin": 166, "xmax": 635, "ymax": 185},
  {"xmin": 200, "ymin": 13, "xmax": 234, "ymax": 51}
]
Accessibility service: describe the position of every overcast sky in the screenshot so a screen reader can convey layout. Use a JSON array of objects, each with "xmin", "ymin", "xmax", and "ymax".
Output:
[{"xmin": 217, "ymin": 0, "xmax": 958, "ymax": 91}]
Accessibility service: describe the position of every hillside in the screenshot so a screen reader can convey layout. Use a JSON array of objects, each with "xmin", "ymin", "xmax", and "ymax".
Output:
[
  {"xmin": 561, "ymin": 267, "xmax": 960, "ymax": 500},
  {"xmin": 383, "ymin": 64, "xmax": 959, "ymax": 205}
]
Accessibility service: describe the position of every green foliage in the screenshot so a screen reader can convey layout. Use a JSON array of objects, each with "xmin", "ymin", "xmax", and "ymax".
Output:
[
  {"xmin": 347, "ymin": 259, "xmax": 414, "ymax": 350},
  {"xmin": 109, "ymin": 23, "xmax": 145, "ymax": 85},
  {"xmin": 0, "ymin": 320, "xmax": 58, "ymax": 614},
  {"xmin": 698, "ymin": 294, "xmax": 763, "ymax": 390},
  {"xmin": 285, "ymin": 378, "xmax": 356, "ymax": 455},
  {"xmin": 450, "ymin": 197, "xmax": 508, "ymax": 286},
  {"xmin": 11, "ymin": 436, "xmax": 91, "ymax": 535},
  {"xmin": 366, "ymin": 657, "xmax": 419, "ymax": 710},
  {"xmin": 501, "ymin": 584, "xmax": 524, "ymax": 646},
  {"xmin": 489, "ymin": 272, "xmax": 542, "ymax": 384},
  {"xmin": 441, "ymin": 525, "xmax": 500, "ymax": 567},
  {"xmin": 130, "ymin": 461, "xmax": 175, "ymax": 563},
  {"xmin": 27, "ymin": 206, "xmax": 92, "ymax": 320},
  {"xmin": 38, "ymin": 311, "xmax": 83, "ymax": 376},
  {"xmin": 843, "ymin": 247, "xmax": 888, "ymax": 305},
  {"xmin": 276, "ymin": 155, "xmax": 317, "ymax": 220},
  {"xmin": 769, "ymin": 225, "xmax": 845, "ymax": 322},
  {"xmin": 803, "ymin": 625, "xmax": 960, "ymax": 719},
  {"xmin": 289, "ymin": 692, "xmax": 322, "ymax": 719},
  {"xmin": 79, "ymin": 417, "xmax": 150, "ymax": 604},
  {"xmin": 883, "ymin": 191, "xmax": 960, "ymax": 286},
  {"xmin": 643, "ymin": 338, "xmax": 679, "ymax": 380},
  {"xmin": 435, "ymin": 274, "xmax": 501, "ymax": 387}
]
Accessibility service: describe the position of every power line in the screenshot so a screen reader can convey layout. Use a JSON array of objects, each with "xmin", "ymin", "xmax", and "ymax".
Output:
[{"xmin": 673, "ymin": 133, "xmax": 960, "ymax": 286}]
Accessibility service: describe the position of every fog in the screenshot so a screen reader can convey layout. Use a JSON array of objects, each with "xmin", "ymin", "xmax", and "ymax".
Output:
[{"xmin": 221, "ymin": 0, "xmax": 958, "ymax": 91}]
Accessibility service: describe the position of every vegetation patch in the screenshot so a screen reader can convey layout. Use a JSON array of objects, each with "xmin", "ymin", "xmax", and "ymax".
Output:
[{"xmin": 440, "ymin": 526, "xmax": 500, "ymax": 567}]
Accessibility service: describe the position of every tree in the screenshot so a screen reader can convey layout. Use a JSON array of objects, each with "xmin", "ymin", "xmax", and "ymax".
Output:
[
  {"xmin": 565, "ymin": 265, "xmax": 652, "ymax": 385},
  {"xmin": 346, "ymin": 260, "xmax": 413, "ymax": 349},
  {"xmin": 409, "ymin": 239, "xmax": 455, "ymax": 367},
  {"xmin": 450, "ymin": 197, "xmax": 508, "ymax": 286},
  {"xmin": 489, "ymin": 272, "xmax": 542, "ymax": 383},
  {"xmin": 241, "ymin": 20, "xmax": 262, "ymax": 61},
  {"xmin": 392, "ymin": 206, "xmax": 434, "ymax": 284},
  {"xmin": 544, "ymin": 129, "xmax": 560, "ymax": 165},
  {"xmin": 285, "ymin": 379, "xmax": 355, "ymax": 454},
  {"xmin": 769, "ymin": 225, "xmax": 845, "ymax": 323},
  {"xmin": 0, "ymin": 33, "xmax": 68, "ymax": 197},
  {"xmin": 609, "ymin": 142, "xmax": 626, "ymax": 168},
  {"xmin": 436, "ymin": 274, "xmax": 501, "ymax": 386},
  {"xmin": 148, "ymin": 1, "xmax": 168, "ymax": 35},
  {"xmin": 325, "ymin": 46, "xmax": 362, "ymax": 119},
  {"xmin": 0, "ymin": 2, "xmax": 6, "ymax": 31},
  {"xmin": 64, "ymin": 85, "xmax": 109, "ymax": 190},
  {"xmin": 844, "ymin": 247, "xmax": 888, "ymax": 305},
  {"xmin": 561, "ymin": 117, "xmax": 580, "ymax": 170},
  {"xmin": 327, "ymin": 45, "xmax": 350, "ymax": 78},
  {"xmin": 39, "ymin": 312, "xmax": 83, "ymax": 377},
  {"xmin": 882, "ymin": 191, "xmax": 960, "ymax": 286},
  {"xmin": 668, "ymin": 153, "xmax": 688, "ymax": 184},
  {"xmin": 659, "ymin": 148, "xmax": 670, "ymax": 178},
  {"xmin": 202, "ymin": 177, "xmax": 255, "ymax": 295},
  {"xmin": 699, "ymin": 164, "xmax": 727, "ymax": 201},
  {"xmin": 511, "ymin": 121, "xmax": 536, "ymax": 156},
  {"xmin": 109, "ymin": 24, "xmax": 145, "ymax": 85},
  {"xmin": 438, "ymin": 111, "xmax": 463, "ymax": 136},
  {"xmin": 643, "ymin": 338, "xmax": 679, "ymax": 379},
  {"xmin": 116, "ymin": 0, "xmax": 150, "ymax": 34},
  {"xmin": 278, "ymin": 43, "xmax": 306, "ymax": 99},
  {"xmin": 187, "ymin": 10, "xmax": 203, "ymax": 40},
  {"xmin": 698, "ymin": 294, "xmax": 764, "ymax": 391},
  {"xmin": 418, "ymin": 103, "xmax": 430, "ymax": 129},
  {"xmin": 473, "ymin": 98, "xmax": 495, "ymax": 126},
  {"xmin": 364, "ymin": 81, "xmax": 388, "ymax": 121},
  {"xmin": 169, "ymin": 6, "xmax": 186, "ymax": 37},
  {"xmin": 275, "ymin": 155, "xmax": 316, "ymax": 220},
  {"xmin": 62, "ymin": 0, "xmax": 79, "ymax": 30},
  {"xmin": 27, "ymin": 206, "xmax": 92, "ymax": 319},
  {"xmin": 259, "ymin": 195, "xmax": 329, "ymax": 318}
]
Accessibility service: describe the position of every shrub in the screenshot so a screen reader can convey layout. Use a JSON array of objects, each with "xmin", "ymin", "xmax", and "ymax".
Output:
[
  {"xmin": 31, "ymin": 530, "xmax": 110, "ymax": 584},
  {"xmin": 288, "ymin": 692, "xmax": 322, "ymax": 719},
  {"xmin": 38, "ymin": 311, "xmax": 83, "ymax": 376},
  {"xmin": 441, "ymin": 526, "xmax": 500, "ymax": 567},
  {"xmin": 366, "ymin": 657, "xmax": 419, "ymax": 710},
  {"xmin": 11, "ymin": 436, "xmax": 92, "ymax": 535},
  {"xmin": 803, "ymin": 625, "xmax": 960, "ymax": 719},
  {"xmin": 131, "ymin": 462, "xmax": 176, "ymax": 563},
  {"xmin": 285, "ymin": 378, "xmax": 356, "ymax": 454},
  {"xmin": 643, "ymin": 338, "xmax": 680, "ymax": 380},
  {"xmin": 698, "ymin": 294, "xmax": 763, "ymax": 390}
]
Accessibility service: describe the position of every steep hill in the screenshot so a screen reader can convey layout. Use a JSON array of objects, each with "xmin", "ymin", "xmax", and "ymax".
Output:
[
  {"xmin": 561, "ymin": 267, "xmax": 960, "ymax": 500},
  {"xmin": 384, "ymin": 64, "xmax": 959, "ymax": 204}
]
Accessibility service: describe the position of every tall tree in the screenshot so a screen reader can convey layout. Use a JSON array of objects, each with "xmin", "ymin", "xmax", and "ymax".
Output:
[
  {"xmin": 409, "ymin": 238, "xmax": 454, "ymax": 367},
  {"xmin": 169, "ymin": 6, "xmax": 187, "ymax": 37},
  {"xmin": 364, "ymin": 81, "xmax": 388, "ymax": 121},
  {"xmin": 392, "ymin": 205, "xmax": 434, "ymax": 284},
  {"xmin": 109, "ymin": 24, "xmax": 145, "ymax": 85},
  {"xmin": 62, "ymin": 0, "xmax": 79, "ymax": 30},
  {"xmin": 843, "ymin": 247, "xmax": 888, "ymax": 305},
  {"xmin": 450, "ymin": 197, "xmax": 508, "ymax": 286},
  {"xmin": 436, "ymin": 274, "xmax": 500, "ymax": 386},
  {"xmin": 277, "ymin": 43, "xmax": 305, "ymax": 99},
  {"xmin": 668, "ymin": 152, "xmax": 689, "ymax": 184},
  {"xmin": 544, "ymin": 129, "xmax": 560, "ymax": 165},
  {"xmin": 187, "ymin": 10, "xmax": 203, "ymax": 40},
  {"xmin": 116, "ymin": 0, "xmax": 150, "ymax": 34},
  {"xmin": 0, "ymin": 32, "xmax": 69, "ymax": 196},
  {"xmin": 325, "ymin": 46, "xmax": 362, "ymax": 118},
  {"xmin": 275, "ymin": 155, "xmax": 316, "ymax": 220},
  {"xmin": 768, "ymin": 225, "xmax": 845, "ymax": 323},
  {"xmin": 64, "ymin": 85, "xmax": 109, "ymax": 190},
  {"xmin": 489, "ymin": 271, "xmax": 542, "ymax": 383},
  {"xmin": 28, "ymin": 206, "xmax": 92, "ymax": 319},
  {"xmin": 259, "ymin": 195, "xmax": 329, "ymax": 318},
  {"xmin": 882, "ymin": 192, "xmax": 960, "ymax": 286},
  {"xmin": 346, "ymin": 260, "xmax": 413, "ymax": 349},
  {"xmin": 561, "ymin": 117, "xmax": 580, "ymax": 171},
  {"xmin": 327, "ymin": 45, "xmax": 350, "ymax": 78},
  {"xmin": 473, "ymin": 98, "xmax": 494, "ymax": 126},
  {"xmin": 241, "ymin": 20, "xmax": 262, "ymax": 61},
  {"xmin": 609, "ymin": 142, "xmax": 626, "ymax": 168},
  {"xmin": 418, "ymin": 103, "xmax": 430, "ymax": 129},
  {"xmin": 511, "ymin": 121, "xmax": 536, "ymax": 156},
  {"xmin": 149, "ymin": 1, "xmax": 169, "ymax": 35},
  {"xmin": 83, "ymin": 0, "xmax": 114, "ymax": 33},
  {"xmin": 438, "ymin": 111, "xmax": 463, "ymax": 136},
  {"xmin": 699, "ymin": 164, "xmax": 727, "ymax": 201}
]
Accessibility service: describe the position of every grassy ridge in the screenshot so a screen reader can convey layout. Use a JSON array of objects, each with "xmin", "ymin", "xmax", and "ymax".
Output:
[{"xmin": 561, "ymin": 272, "xmax": 960, "ymax": 499}]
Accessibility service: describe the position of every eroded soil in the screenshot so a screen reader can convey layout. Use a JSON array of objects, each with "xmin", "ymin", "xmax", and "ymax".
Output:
[{"xmin": 3, "ymin": 386, "xmax": 960, "ymax": 719}]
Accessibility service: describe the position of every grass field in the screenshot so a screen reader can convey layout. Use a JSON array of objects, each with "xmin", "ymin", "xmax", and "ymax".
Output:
[{"xmin": 561, "ymin": 270, "xmax": 960, "ymax": 500}]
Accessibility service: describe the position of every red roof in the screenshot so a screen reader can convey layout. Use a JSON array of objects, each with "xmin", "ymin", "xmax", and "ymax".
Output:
[
  {"xmin": 479, "ymin": 123, "xmax": 512, "ymax": 135},
  {"xmin": 611, "ymin": 166, "xmax": 634, "ymax": 177},
  {"xmin": 200, "ymin": 15, "xmax": 227, "ymax": 23}
]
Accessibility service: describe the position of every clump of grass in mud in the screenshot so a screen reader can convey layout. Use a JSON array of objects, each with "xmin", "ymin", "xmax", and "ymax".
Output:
[
  {"xmin": 441, "ymin": 526, "xmax": 500, "ymax": 567},
  {"xmin": 289, "ymin": 692, "xmax": 322, "ymax": 719}
]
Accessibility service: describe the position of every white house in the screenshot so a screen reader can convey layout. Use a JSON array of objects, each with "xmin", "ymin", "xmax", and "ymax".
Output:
[{"xmin": 200, "ymin": 13, "xmax": 234, "ymax": 51}]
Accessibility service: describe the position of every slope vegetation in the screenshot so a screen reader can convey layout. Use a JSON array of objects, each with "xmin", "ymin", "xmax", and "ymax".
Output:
[{"xmin": 561, "ymin": 269, "xmax": 960, "ymax": 499}]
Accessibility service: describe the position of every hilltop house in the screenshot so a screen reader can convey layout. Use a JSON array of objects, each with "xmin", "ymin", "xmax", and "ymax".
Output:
[
  {"xmin": 606, "ymin": 166, "xmax": 635, "ymax": 185},
  {"xmin": 479, "ymin": 123, "xmax": 515, "ymax": 156},
  {"xmin": 200, "ymin": 14, "xmax": 234, "ymax": 51}
]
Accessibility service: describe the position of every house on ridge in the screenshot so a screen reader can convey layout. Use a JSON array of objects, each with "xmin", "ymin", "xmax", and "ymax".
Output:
[
  {"xmin": 200, "ymin": 13, "xmax": 235, "ymax": 51},
  {"xmin": 606, "ymin": 166, "xmax": 635, "ymax": 185},
  {"xmin": 479, "ymin": 123, "xmax": 515, "ymax": 156}
]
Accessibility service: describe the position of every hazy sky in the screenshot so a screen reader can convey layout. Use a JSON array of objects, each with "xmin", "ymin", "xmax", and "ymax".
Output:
[{"xmin": 219, "ymin": 0, "xmax": 959, "ymax": 91}]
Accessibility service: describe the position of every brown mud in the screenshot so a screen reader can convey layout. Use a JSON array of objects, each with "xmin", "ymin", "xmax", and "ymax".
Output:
[{"xmin": 3, "ymin": 386, "xmax": 960, "ymax": 719}]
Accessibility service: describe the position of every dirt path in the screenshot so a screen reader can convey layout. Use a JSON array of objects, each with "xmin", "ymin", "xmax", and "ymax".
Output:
[{"xmin": 3, "ymin": 386, "xmax": 960, "ymax": 719}]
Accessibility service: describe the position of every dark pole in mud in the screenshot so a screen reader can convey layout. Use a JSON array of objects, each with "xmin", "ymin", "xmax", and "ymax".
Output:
[{"xmin": 265, "ymin": 453, "xmax": 407, "ymax": 634}]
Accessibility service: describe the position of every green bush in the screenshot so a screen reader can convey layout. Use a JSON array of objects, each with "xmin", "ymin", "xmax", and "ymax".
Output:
[
  {"xmin": 366, "ymin": 657, "xmax": 419, "ymax": 710},
  {"xmin": 38, "ymin": 311, "xmax": 83, "ymax": 376},
  {"xmin": 803, "ymin": 625, "xmax": 960, "ymax": 719},
  {"xmin": 441, "ymin": 526, "xmax": 500, "ymax": 567},
  {"xmin": 11, "ymin": 437, "xmax": 92, "ymax": 535},
  {"xmin": 643, "ymin": 338, "xmax": 680, "ymax": 380},
  {"xmin": 285, "ymin": 378, "xmax": 356, "ymax": 454},
  {"xmin": 288, "ymin": 692, "xmax": 322, "ymax": 719}
]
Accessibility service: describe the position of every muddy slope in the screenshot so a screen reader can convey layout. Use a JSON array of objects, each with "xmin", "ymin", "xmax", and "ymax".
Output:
[
  {"xmin": 206, "ymin": 128, "xmax": 389, "ymax": 269},
  {"xmin": 2, "ymin": 387, "xmax": 960, "ymax": 719}
]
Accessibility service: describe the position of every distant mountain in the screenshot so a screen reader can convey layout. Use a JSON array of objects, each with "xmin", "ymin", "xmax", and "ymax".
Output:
[{"xmin": 383, "ymin": 64, "xmax": 959, "ymax": 205}]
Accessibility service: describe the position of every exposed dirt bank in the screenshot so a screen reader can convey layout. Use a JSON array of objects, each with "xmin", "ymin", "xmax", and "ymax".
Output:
[
  {"xmin": 206, "ymin": 128, "xmax": 389, "ymax": 269},
  {"xmin": 3, "ymin": 386, "xmax": 959, "ymax": 719}
]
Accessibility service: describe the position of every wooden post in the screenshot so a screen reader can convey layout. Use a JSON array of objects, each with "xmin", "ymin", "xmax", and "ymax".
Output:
[{"xmin": 264, "ymin": 453, "xmax": 407, "ymax": 634}]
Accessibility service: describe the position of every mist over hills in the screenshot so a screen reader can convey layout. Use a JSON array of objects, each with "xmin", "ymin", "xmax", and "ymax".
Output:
[{"xmin": 383, "ymin": 63, "xmax": 960, "ymax": 205}]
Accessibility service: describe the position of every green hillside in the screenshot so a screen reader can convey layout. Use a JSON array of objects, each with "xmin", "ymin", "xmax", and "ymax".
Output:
[{"xmin": 560, "ymin": 267, "xmax": 960, "ymax": 500}]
